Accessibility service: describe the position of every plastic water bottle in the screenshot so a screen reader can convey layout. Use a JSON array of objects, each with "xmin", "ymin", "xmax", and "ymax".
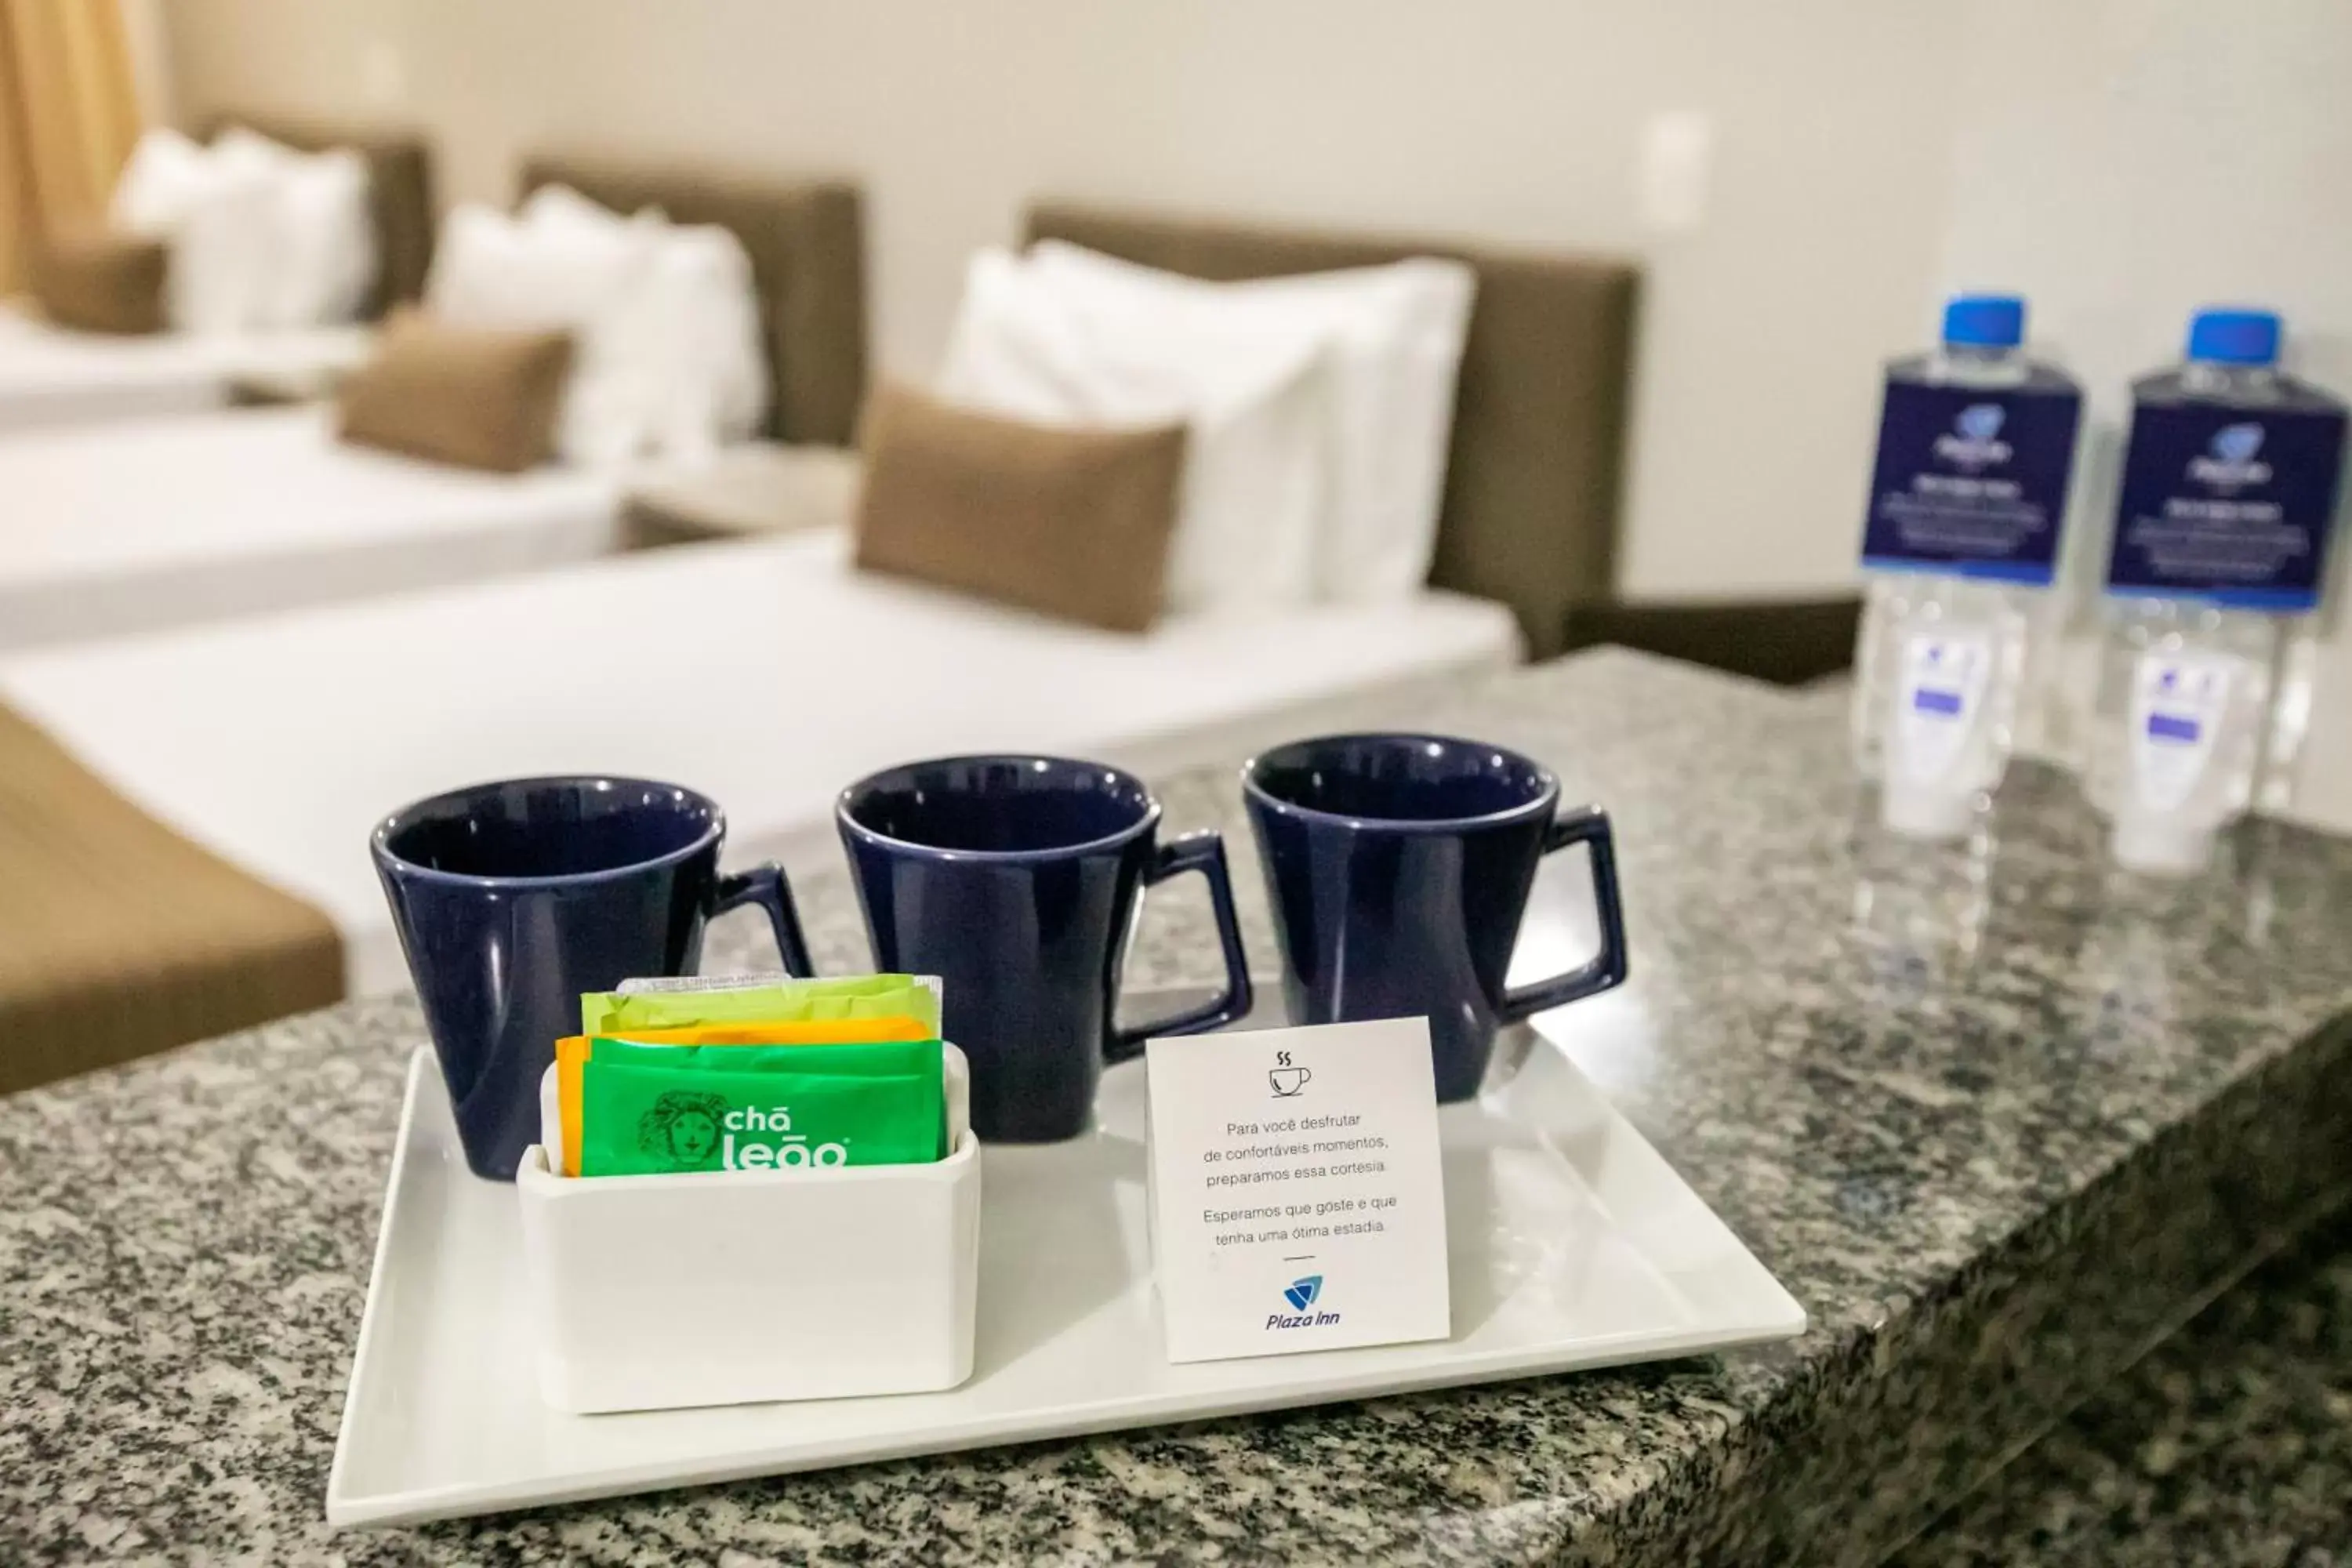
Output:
[
  {"xmin": 1853, "ymin": 294, "xmax": 2084, "ymax": 839},
  {"xmin": 2088, "ymin": 309, "xmax": 2348, "ymax": 875}
]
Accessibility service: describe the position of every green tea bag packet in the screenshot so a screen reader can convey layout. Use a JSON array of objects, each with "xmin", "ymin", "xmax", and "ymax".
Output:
[
  {"xmin": 575, "ymin": 1038, "xmax": 947, "ymax": 1177},
  {"xmin": 581, "ymin": 975, "xmax": 942, "ymax": 1036},
  {"xmin": 586, "ymin": 1036, "xmax": 942, "ymax": 1081}
]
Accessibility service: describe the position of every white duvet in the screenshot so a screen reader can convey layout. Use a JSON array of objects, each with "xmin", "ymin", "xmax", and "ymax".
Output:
[
  {"xmin": 0, "ymin": 528, "xmax": 1523, "ymax": 995},
  {"xmin": 0, "ymin": 303, "xmax": 371, "ymax": 433},
  {"xmin": 0, "ymin": 405, "xmax": 630, "ymax": 651}
]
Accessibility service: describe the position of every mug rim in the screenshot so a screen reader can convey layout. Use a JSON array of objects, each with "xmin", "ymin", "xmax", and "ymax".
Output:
[
  {"xmin": 370, "ymin": 774, "xmax": 726, "ymax": 890},
  {"xmin": 1242, "ymin": 731, "xmax": 1560, "ymax": 833},
  {"xmin": 837, "ymin": 753, "xmax": 1162, "ymax": 863}
]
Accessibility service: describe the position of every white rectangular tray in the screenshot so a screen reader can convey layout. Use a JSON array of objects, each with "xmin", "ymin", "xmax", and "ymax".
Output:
[{"xmin": 327, "ymin": 1002, "xmax": 1806, "ymax": 1527}]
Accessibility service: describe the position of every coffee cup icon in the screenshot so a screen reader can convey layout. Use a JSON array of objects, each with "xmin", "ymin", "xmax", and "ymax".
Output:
[{"xmin": 1269, "ymin": 1065, "xmax": 1312, "ymax": 1097}]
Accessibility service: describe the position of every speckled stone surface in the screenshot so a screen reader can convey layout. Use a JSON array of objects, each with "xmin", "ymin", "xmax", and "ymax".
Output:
[
  {"xmin": 1897, "ymin": 1204, "xmax": 2352, "ymax": 1567},
  {"xmin": 4, "ymin": 649, "xmax": 2350, "ymax": 1566}
]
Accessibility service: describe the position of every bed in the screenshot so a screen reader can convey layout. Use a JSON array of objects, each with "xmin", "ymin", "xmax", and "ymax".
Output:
[
  {"xmin": 1, "ymin": 528, "xmax": 1519, "ymax": 998},
  {"xmin": 0, "ymin": 155, "xmax": 869, "ymax": 652},
  {"xmin": 0, "ymin": 201, "xmax": 1635, "ymax": 1086},
  {"xmin": 0, "ymin": 119, "xmax": 434, "ymax": 434}
]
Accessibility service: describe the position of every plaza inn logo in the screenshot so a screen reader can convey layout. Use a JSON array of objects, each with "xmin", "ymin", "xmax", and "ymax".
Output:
[
  {"xmin": 2188, "ymin": 422, "xmax": 2271, "ymax": 488},
  {"xmin": 1933, "ymin": 402, "xmax": 2013, "ymax": 469},
  {"xmin": 1268, "ymin": 1274, "xmax": 1340, "ymax": 1331}
]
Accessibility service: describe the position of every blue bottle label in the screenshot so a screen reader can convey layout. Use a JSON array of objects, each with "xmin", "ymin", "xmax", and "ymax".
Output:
[
  {"xmin": 1860, "ymin": 382, "xmax": 2083, "ymax": 586},
  {"xmin": 2106, "ymin": 404, "xmax": 2348, "ymax": 612}
]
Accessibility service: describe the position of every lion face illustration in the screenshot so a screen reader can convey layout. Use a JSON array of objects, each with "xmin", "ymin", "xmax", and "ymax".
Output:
[{"xmin": 637, "ymin": 1091, "xmax": 729, "ymax": 1168}]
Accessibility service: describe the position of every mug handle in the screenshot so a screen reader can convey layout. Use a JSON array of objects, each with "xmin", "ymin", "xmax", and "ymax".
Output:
[
  {"xmin": 1498, "ymin": 805, "xmax": 1629, "ymax": 1023},
  {"xmin": 1106, "ymin": 832, "xmax": 1254, "ymax": 1063},
  {"xmin": 711, "ymin": 862, "xmax": 814, "ymax": 978}
]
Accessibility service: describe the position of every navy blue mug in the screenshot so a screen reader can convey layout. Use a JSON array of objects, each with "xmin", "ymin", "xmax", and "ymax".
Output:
[
  {"xmin": 372, "ymin": 776, "xmax": 811, "ymax": 1179},
  {"xmin": 837, "ymin": 755, "xmax": 1252, "ymax": 1142},
  {"xmin": 1243, "ymin": 734, "xmax": 1628, "ymax": 1103}
]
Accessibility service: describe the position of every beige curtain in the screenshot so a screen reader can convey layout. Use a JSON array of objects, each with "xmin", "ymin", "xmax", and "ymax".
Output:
[{"xmin": 0, "ymin": 0, "xmax": 143, "ymax": 292}]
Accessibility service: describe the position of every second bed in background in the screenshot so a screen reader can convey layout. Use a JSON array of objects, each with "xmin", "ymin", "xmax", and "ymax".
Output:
[
  {"xmin": 0, "ymin": 119, "xmax": 434, "ymax": 433},
  {"xmin": 0, "ymin": 155, "xmax": 867, "ymax": 652}
]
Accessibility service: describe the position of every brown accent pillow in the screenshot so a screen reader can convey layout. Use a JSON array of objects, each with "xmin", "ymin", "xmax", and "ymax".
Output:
[
  {"xmin": 28, "ymin": 230, "xmax": 169, "ymax": 336},
  {"xmin": 852, "ymin": 382, "xmax": 1186, "ymax": 633},
  {"xmin": 336, "ymin": 307, "xmax": 575, "ymax": 474},
  {"xmin": 0, "ymin": 697, "xmax": 343, "ymax": 1094}
]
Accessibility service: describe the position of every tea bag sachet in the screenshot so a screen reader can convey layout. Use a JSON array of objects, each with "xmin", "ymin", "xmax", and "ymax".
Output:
[
  {"xmin": 554, "ymin": 1016, "xmax": 936, "ymax": 1174},
  {"xmin": 572, "ymin": 1039, "xmax": 946, "ymax": 1178},
  {"xmin": 580, "ymin": 975, "xmax": 941, "ymax": 1036},
  {"xmin": 554, "ymin": 975, "xmax": 949, "ymax": 1178}
]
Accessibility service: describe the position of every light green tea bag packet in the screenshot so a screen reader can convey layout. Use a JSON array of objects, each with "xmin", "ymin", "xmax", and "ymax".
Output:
[
  {"xmin": 581, "ymin": 975, "xmax": 941, "ymax": 1036},
  {"xmin": 577, "ymin": 1038, "xmax": 946, "ymax": 1177}
]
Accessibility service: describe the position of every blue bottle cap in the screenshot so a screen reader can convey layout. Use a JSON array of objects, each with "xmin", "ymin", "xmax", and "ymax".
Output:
[
  {"xmin": 2186, "ymin": 308, "xmax": 2281, "ymax": 367},
  {"xmin": 1941, "ymin": 294, "xmax": 2025, "ymax": 350}
]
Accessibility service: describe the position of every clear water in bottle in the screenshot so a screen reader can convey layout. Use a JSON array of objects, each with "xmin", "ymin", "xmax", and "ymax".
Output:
[
  {"xmin": 1852, "ymin": 294, "xmax": 2084, "ymax": 840},
  {"xmin": 2088, "ymin": 308, "xmax": 2348, "ymax": 874},
  {"xmin": 2087, "ymin": 601, "xmax": 2275, "ymax": 872}
]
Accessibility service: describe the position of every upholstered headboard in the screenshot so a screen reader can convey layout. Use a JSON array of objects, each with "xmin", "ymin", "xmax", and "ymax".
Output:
[
  {"xmin": 519, "ymin": 155, "xmax": 868, "ymax": 447},
  {"xmin": 203, "ymin": 115, "xmax": 436, "ymax": 320},
  {"xmin": 1023, "ymin": 205, "xmax": 1639, "ymax": 659}
]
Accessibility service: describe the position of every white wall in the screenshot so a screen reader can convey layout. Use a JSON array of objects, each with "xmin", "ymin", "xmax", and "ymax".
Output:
[
  {"xmin": 1934, "ymin": 0, "xmax": 2352, "ymax": 827},
  {"xmin": 158, "ymin": 0, "xmax": 1965, "ymax": 601}
]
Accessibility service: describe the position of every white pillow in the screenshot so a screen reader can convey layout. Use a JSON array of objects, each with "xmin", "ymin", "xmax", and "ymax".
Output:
[
  {"xmin": 506, "ymin": 188, "xmax": 672, "ymax": 464},
  {"xmin": 426, "ymin": 197, "xmax": 661, "ymax": 466},
  {"xmin": 938, "ymin": 248, "xmax": 1334, "ymax": 613},
  {"xmin": 212, "ymin": 129, "xmax": 376, "ymax": 328},
  {"xmin": 108, "ymin": 129, "xmax": 277, "ymax": 336},
  {"xmin": 1028, "ymin": 241, "xmax": 1475, "ymax": 602},
  {"xmin": 108, "ymin": 128, "xmax": 211, "ymax": 233},
  {"xmin": 514, "ymin": 186, "xmax": 768, "ymax": 463},
  {"xmin": 649, "ymin": 223, "xmax": 769, "ymax": 453}
]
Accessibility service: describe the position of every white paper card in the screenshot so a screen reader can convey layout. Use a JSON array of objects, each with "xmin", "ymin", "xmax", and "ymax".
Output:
[{"xmin": 1145, "ymin": 1018, "xmax": 1450, "ymax": 1363}]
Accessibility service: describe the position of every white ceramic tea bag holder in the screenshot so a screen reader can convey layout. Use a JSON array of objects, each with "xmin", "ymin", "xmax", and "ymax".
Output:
[{"xmin": 515, "ymin": 1044, "xmax": 980, "ymax": 1414}]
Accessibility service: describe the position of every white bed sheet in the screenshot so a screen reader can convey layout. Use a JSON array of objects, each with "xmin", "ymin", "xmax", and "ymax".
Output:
[
  {"xmin": 0, "ymin": 528, "xmax": 1523, "ymax": 995},
  {"xmin": 0, "ymin": 406, "xmax": 630, "ymax": 651},
  {"xmin": 0, "ymin": 303, "xmax": 371, "ymax": 432}
]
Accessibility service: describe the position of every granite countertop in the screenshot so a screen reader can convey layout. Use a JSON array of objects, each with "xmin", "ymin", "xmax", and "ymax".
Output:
[
  {"xmin": 1897, "ymin": 1206, "xmax": 2352, "ymax": 1567},
  {"xmin": 4, "ymin": 649, "xmax": 2350, "ymax": 1566}
]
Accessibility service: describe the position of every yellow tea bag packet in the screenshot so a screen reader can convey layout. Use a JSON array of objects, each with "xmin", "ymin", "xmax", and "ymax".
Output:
[{"xmin": 580, "ymin": 976, "xmax": 941, "ymax": 1036}]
